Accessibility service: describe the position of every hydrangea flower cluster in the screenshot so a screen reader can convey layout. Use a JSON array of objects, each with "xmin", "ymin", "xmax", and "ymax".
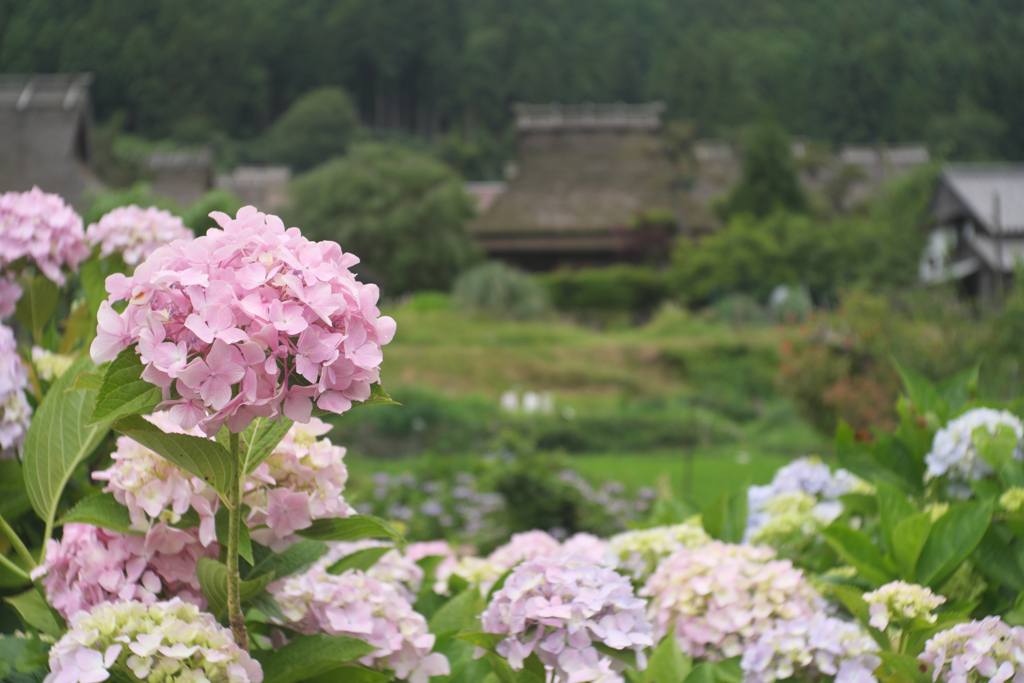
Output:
[
  {"xmin": 0, "ymin": 274, "xmax": 21, "ymax": 318},
  {"xmin": 741, "ymin": 616, "xmax": 880, "ymax": 683},
  {"xmin": 607, "ymin": 524, "xmax": 710, "ymax": 581},
  {"xmin": 86, "ymin": 205, "xmax": 194, "ymax": 266},
  {"xmin": 919, "ymin": 616, "xmax": 1024, "ymax": 683},
  {"xmin": 479, "ymin": 554, "xmax": 654, "ymax": 682},
  {"xmin": 90, "ymin": 205, "xmax": 396, "ymax": 436},
  {"xmin": 272, "ymin": 566, "xmax": 449, "ymax": 683},
  {"xmin": 747, "ymin": 492, "xmax": 844, "ymax": 548},
  {"xmin": 35, "ymin": 523, "xmax": 217, "ymax": 619},
  {"xmin": 746, "ymin": 457, "xmax": 869, "ymax": 541},
  {"xmin": 45, "ymin": 598, "xmax": 262, "ymax": 683},
  {"xmin": 0, "ymin": 187, "xmax": 90, "ymax": 286},
  {"xmin": 0, "ymin": 324, "xmax": 32, "ymax": 460},
  {"xmin": 863, "ymin": 581, "xmax": 946, "ymax": 632},
  {"xmin": 561, "ymin": 533, "xmax": 611, "ymax": 563},
  {"xmin": 316, "ymin": 540, "xmax": 423, "ymax": 602},
  {"xmin": 925, "ymin": 408, "xmax": 1024, "ymax": 485},
  {"xmin": 439, "ymin": 530, "xmax": 563, "ymax": 594},
  {"xmin": 93, "ymin": 415, "xmax": 354, "ymax": 549},
  {"xmin": 640, "ymin": 541, "xmax": 825, "ymax": 661},
  {"xmin": 32, "ymin": 346, "xmax": 76, "ymax": 381}
]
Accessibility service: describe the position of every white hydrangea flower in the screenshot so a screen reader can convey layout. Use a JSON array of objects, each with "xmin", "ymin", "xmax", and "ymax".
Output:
[
  {"xmin": 607, "ymin": 523, "xmax": 710, "ymax": 581},
  {"xmin": 748, "ymin": 492, "xmax": 844, "ymax": 547},
  {"xmin": 741, "ymin": 616, "xmax": 880, "ymax": 683},
  {"xmin": 863, "ymin": 581, "xmax": 945, "ymax": 632},
  {"xmin": 31, "ymin": 346, "xmax": 76, "ymax": 382},
  {"xmin": 44, "ymin": 598, "xmax": 262, "ymax": 683},
  {"xmin": 925, "ymin": 408, "xmax": 1024, "ymax": 485}
]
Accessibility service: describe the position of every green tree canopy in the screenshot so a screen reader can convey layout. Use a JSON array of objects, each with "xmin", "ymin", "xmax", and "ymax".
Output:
[
  {"xmin": 256, "ymin": 87, "xmax": 362, "ymax": 172},
  {"xmin": 288, "ymin": 143, "xmax": 481, "ymax": 295},
  {"xmin": 718, "ymin": 122, "xmax": 807, "ymax": 220}
]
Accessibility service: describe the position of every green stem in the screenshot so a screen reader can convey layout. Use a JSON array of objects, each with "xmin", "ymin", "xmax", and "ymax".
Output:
[
  {"xmin": 0, "ymin": 552, "xmax": 30, "ymax": 582},
  {"xmin": 0, "ymin": 513, "xmax": 35, "ymax": 569},
  {"xmin": 226, "ymin": 431, "xmax": 249, "ymax": 651}
]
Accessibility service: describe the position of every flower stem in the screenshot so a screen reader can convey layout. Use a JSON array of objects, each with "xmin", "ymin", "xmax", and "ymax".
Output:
[
  {"xmin": 0, "ymin": 512, "xmax": 35, "ymax": 569},
  {"xmin": 227, "ymin": 431, "xmax": 249, "ymax": 651}
]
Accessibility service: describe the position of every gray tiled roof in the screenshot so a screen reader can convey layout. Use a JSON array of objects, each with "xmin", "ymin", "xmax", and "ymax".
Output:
[
  {"xmin": 0, "ymin": 74, "xmax": 93, "ymax": 111},
  {"xmin": 936, "ymin": 164, "xmax": 1024, "ymax": 234}
]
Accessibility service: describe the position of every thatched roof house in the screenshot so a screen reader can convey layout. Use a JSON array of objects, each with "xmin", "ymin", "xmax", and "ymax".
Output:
[
  {"xmin": 147, "ymin": 149, "xmax": 213, "ymax": 205},
  {"xmin": 0, "ymin": 73, "xmax": 99, "ymax": 207},
  {"xmin": 470, "ymin": 102, "xmax": 679, "ymax": 270}
]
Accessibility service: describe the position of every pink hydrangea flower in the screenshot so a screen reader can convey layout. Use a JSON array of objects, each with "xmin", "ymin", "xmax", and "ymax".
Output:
[
  {"xmin": 742, "ymin": 616, "xmax": 880, "ymax": 683},
  {"xmin": 0, "ymin": 187, "xmax": 90, "ymax": 285},
  {"xmin": 480, "ymin": 554, "xmax": 654, "ymax": 683},
  {"xmin": 0, "ymin": 274, "xmax": 21, "ymax": 318},
  {"xmin": 0, "ymin": 323, "xmax": 32, "ymax": 460},
  {"xmin": 86, "ymin": 205, "xmax": 194, "ymax": 266},
  {"xmin": 273, "ymin": 567, "xmax": 450, "ymax": 683},
  {"xmin": 316, "ymin": 540, "xmax": 424, "ymax": 602},
  {"xmin": 561, "ymin": 533, "xmax": 612, "ymax": 563},
  {"xmin": 89, "ymin": 205, "xmax": 396, "ymax": 435},
  {"xmin": 93, "ymin": 414, "xmax": 354, "ymax": 549},
  {"xmin": 919, "ymin": 616, "xmax": 1024, "ymax": 683},
  {"xmin": 640, "ymin": 541, "xmax": 825, "ymax": 661},
  {"xmin": 35, "ymin": 523, "xmax": 217, "ymax": 619}
]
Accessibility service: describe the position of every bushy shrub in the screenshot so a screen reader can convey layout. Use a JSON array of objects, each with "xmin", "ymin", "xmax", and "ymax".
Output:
[
  {"xmin": 540, "ymin": 265, "xmax": 670, "ymax": 311},
  {"xmin": 451, "ymin": 261, "xmax": 549, "ymax": 320},
  {"xmin": 255, "ymin": 86, "xmax": 362, "ymax": 172}
]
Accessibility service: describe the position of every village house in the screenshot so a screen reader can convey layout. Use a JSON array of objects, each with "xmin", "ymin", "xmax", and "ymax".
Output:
[{"xmin": 0, "ymin": 73, "xmax": 100, "ymax": 207}]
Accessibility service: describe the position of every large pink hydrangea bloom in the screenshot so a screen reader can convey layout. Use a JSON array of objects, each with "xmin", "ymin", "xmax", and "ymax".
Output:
[
  {"xmin": 90, "ymin": 206, "xmax": 396, "ymax": 435},
  {"xmin": 0, "ymin": 186, "xmax": 90, "ymax": 286},
  {"xmin": 480, "ymin": 554, "xmax": 653, "ymax": 683},
  {"xmin": 86, "ymin": 204, "xmax": 194, "ymax": 266},
  {"xmin": 640, "ymin": 541, "xmax": 825, "ymax": 661},
  {"xmin": 34, "ymin": 522, "xmax": 217, "ymax": 619}
]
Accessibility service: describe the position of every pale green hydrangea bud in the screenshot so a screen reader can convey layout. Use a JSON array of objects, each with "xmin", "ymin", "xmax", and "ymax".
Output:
[{"xmin": 863, "ymin": 581, "xmax": 945, "ymax": 632}]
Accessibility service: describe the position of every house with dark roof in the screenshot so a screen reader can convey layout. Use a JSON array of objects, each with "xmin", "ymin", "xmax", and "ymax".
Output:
[
  {"xmin": 469, "ymin": 102, "xmax": 685, "ymax": 270},
  {"xmin": 925, "ymin": 164, "xmax": 1024, "ymax": 299},
  {"xmin": 0, "ymin": 73, "xmax": 99, "ymax": 207}
]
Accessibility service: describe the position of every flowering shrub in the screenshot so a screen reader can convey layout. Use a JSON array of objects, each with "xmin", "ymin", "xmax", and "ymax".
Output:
[
  {"xmin": 741, "ymin": 616, "xmax": 880, "ymax": 683},
  {"xmin": 640, "ymin": 542, "xmax": 825, "ymax": 660},
  {"xmin": 0, "ymin": 323, "xmax": 32, "ymax": 459},
  {"xmin": 480, "ymin": 554, "xmax": 653, "ymax": 682},
  {"xmin": 86, "ymin": 204, "xmax": 194, "ymax": 266},
  {"xmin": 273, "ymin": 567, "xmax": 449, "ymax": 683},
  {"xmin": 90, "ymin": 205, "xmax": 396, "ymax": 434},
  {"xmin": 35, "ymin": 523, "xmax": 217, "ymax": 618},
  {"xmin": 46, "ymin": 598, "xmax": 263, "ymax": 683},
  {"xmin": 919, "ymin": 617, "xmax": 1024, "ymax": 683},
  {"xmin": 607, "ymin": 523, "xmax": 710, "ymax": 581},
  {"xmin": 0, "ymin": 186, "xmax": 90, "ymax": 285}
]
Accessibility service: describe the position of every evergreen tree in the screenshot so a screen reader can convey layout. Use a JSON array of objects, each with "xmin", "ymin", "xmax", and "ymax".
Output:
[{"xmin": 719, "ymin": 122, "xmax": 807, "ymax": 220}]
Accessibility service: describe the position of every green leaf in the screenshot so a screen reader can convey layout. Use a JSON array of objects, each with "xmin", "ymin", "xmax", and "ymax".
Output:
[
  {"xmin": 454, "ymin": 631, "xmax": 506, "ymax": 651},
  {"xmin": 877, "ymin": 481, "xmax": 916, "ymax": 557},
  {"xmin": 702, "ymin": 487, "xmax": 747, "ymax": 543},
  {"xmin": 936, "ymin": 366, "xmax": 979, "ymax": 416},
  {"xmin": 0, "ymin": 461, "xmax": 32, "ymax": 521},
  {"xmin": 253, "ymin": 634, "xmax": 378, "ymax": 683},
  {"xmin": 828, "ymin": 584, "xmax": 892, "ymax": 651},
  {"xmin": 56, "ymin": 493, "xmax": 140, "ymax": 535},
  {"xmin": 310, "ymin": 383, "xmax": 401, "ymax": 418},
  {"xmin": 240, "ymin": 417, "xmax": 294, "ymax": 475},
  {"xmin": 636, "ymin": 630, "xmax": 691, "ymax": 683},
  {"xmin": 972, "ymin": 526, "xmax": 1024, "ymax": 593},
  {"xmin": 4, "ymin": 589, "xmax": 64, "ymax": 637},
  {"xmin": 685, "ymin": 661, "xmax": 742, "ymax": 683},
  {"xmin": 246, "ymin": 592, "xmax": 286, "ymax": 623},
  {"xmin": 894, "ymin": 361, "xmax": 947, "ymax": 422},
  {"xmin": 877, "ymin": 652, "xmax": 932, "ymax": 683},
  {"xmin": 87, "ymin": 345, "xmax": 162, "ymax": 426},
  {"xmin": 14, "ymin": 274, "xmax": 59, "ymax": 345},
  {"xmin": 113, "ymin": 414, "xmax": 234, "ymax": 495},
  {"xmin": 916, "ymin": 502, "xmax": 992, "ymax": 588},
  {"xmin": 822, "ymin": 523, "xmax": 896, "ymax": 587},
  {"xmin": 196, "ymin": 558, "xmax": 276, "ymax": 619},
  {"xmin": 69, "ymin": 371, "xmax": 104, "ymax": 392},
  {"xmin": 429, "ymin": 588, "xmax": 484, "ymax": 636},
  {"xmin": 22, "ymin": 356, "xmax": 109, "ymax": 534},
  {"xmin": 487, "ymin": 567, "xmax": 515, "ymax": 602},
  {"xmin": 13, "ymin": 632, "xmax": 49, "ymax": 674},
  {"xmin": 891, "ymin": 512, "xmax": 932, "ymax": 582},
  {"xmin": 594, "ymin": 642, "xmax": 638, "ymax": 670},
  {"xmin": 215, "ymin": 506, "xmax": 253, "ymax": 565},
  {"xmin": 975, "ymin": 425, "xmax": 1020, "ymax": 470},
  {"xmin": 326, "ymin": 546, "xmax": 391, "ymax": 575},
  {"xmin": 303, "ymin": 667, "xmax": 390, "ymax": 683},
  {"xmin": 296, "ymin": 515, "xmax": 404, "ymax": 543},
  {"xmin": 243, "ymin": 539, "xmax": 327, "ymax": 581}
]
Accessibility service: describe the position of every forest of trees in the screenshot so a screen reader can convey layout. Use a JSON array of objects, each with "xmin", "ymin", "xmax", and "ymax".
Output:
[{"xmin": 1, "ymin": 0, "xmax": 1022, "ymax": 168}]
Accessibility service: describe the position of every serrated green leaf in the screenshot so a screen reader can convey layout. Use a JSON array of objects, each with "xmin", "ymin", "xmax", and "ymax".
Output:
[
  {"xmin": 973, "ymin": 526, "xmax": 1024, "ymax": 593},
  {"xmin": 916, "ymin": 502, "xmax": 992, "ymax": 588},
  {"xmin": 56, "ymin": 493, "xmax": 140, "ymax": 535},
  {"xmin": 247, "ymin": 592, "xmax": 286, "ymax": 623},
  {"xmin": 0, "ymin": 461, "xmax": 31, "ymax": 521},
  {"xmin": 878, "ymin": 652, "xmax": 932, "ymax": 683},
  {"xmin": 892, "ymin": 512, "xmax": 932, "ymax": 582},
  {"xmin": 240, "ymin": 417, "xmax": 293, "ymax": 475},
  {"xmin": 894, "ymin": 361, "xmax": 947, "ymax": 422},
  {"xmin": 4, "ymin": 589, "xmax": 64, "ymax": 637},
  {"xmin": 215, "ymin": 506, "xmax": 252, "ymax": 564},
  {"xmin": 113, "ymin": 414, "xmax": 234, "ymax": 495},
  {"xmin": 14, "ymin": 275, "xmax": 59, "ymax": 345},
  {"xmin": 485, "ymin": 652, "xmax": 519, "ymax": 683},
  {"xmin": 429, "ymin": 587, "xmax": 484, "ymax": 636},
  {"xmin": 454, "ymin": 631, "xmax": 506, "ymax": 651},
  {"xmin": 243, "ymin": 540, "xmax": 327, "ymax": 581},
  {"xmin": 594, "ymin": 642, "xmax": 638, "ymax": 670},
  {"xmin": 69, "ymin": 371, "xmax": 104, "ymax": 392},
  {"xmin": 197, "ymin": 558, "xmax": 275, "ymax": 619},
  {"xmin": 88, "ymin": 345, "xmax": 162, "ymax": 426},
  {"xmin": 877, "ymin": 481, "xmax": 916, "ymax": 557},
  {"xmin": 822, "ymin": 523, "xmax": 896, "ymax": 587},
  {"xmin": 636, "ymin": 629, "xmax": 691, "ymax": 683},
  {"xmin": 22, "ymin": 356, "xmax": 108, "ymax": 536},
  {"xmin": 13, "ymin": 632, "xmax": 48, "ymax": 674},
  {"xmin": 253, "ymin": 634, "xmax": 378, "ymax": 683},
  {"xmin": 326, "ymin": 546, "xmax": 391, "ymax": 575},
  {"xmin": 296, "ymin": 515, "xmax": 404, "ymax": 543}
]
